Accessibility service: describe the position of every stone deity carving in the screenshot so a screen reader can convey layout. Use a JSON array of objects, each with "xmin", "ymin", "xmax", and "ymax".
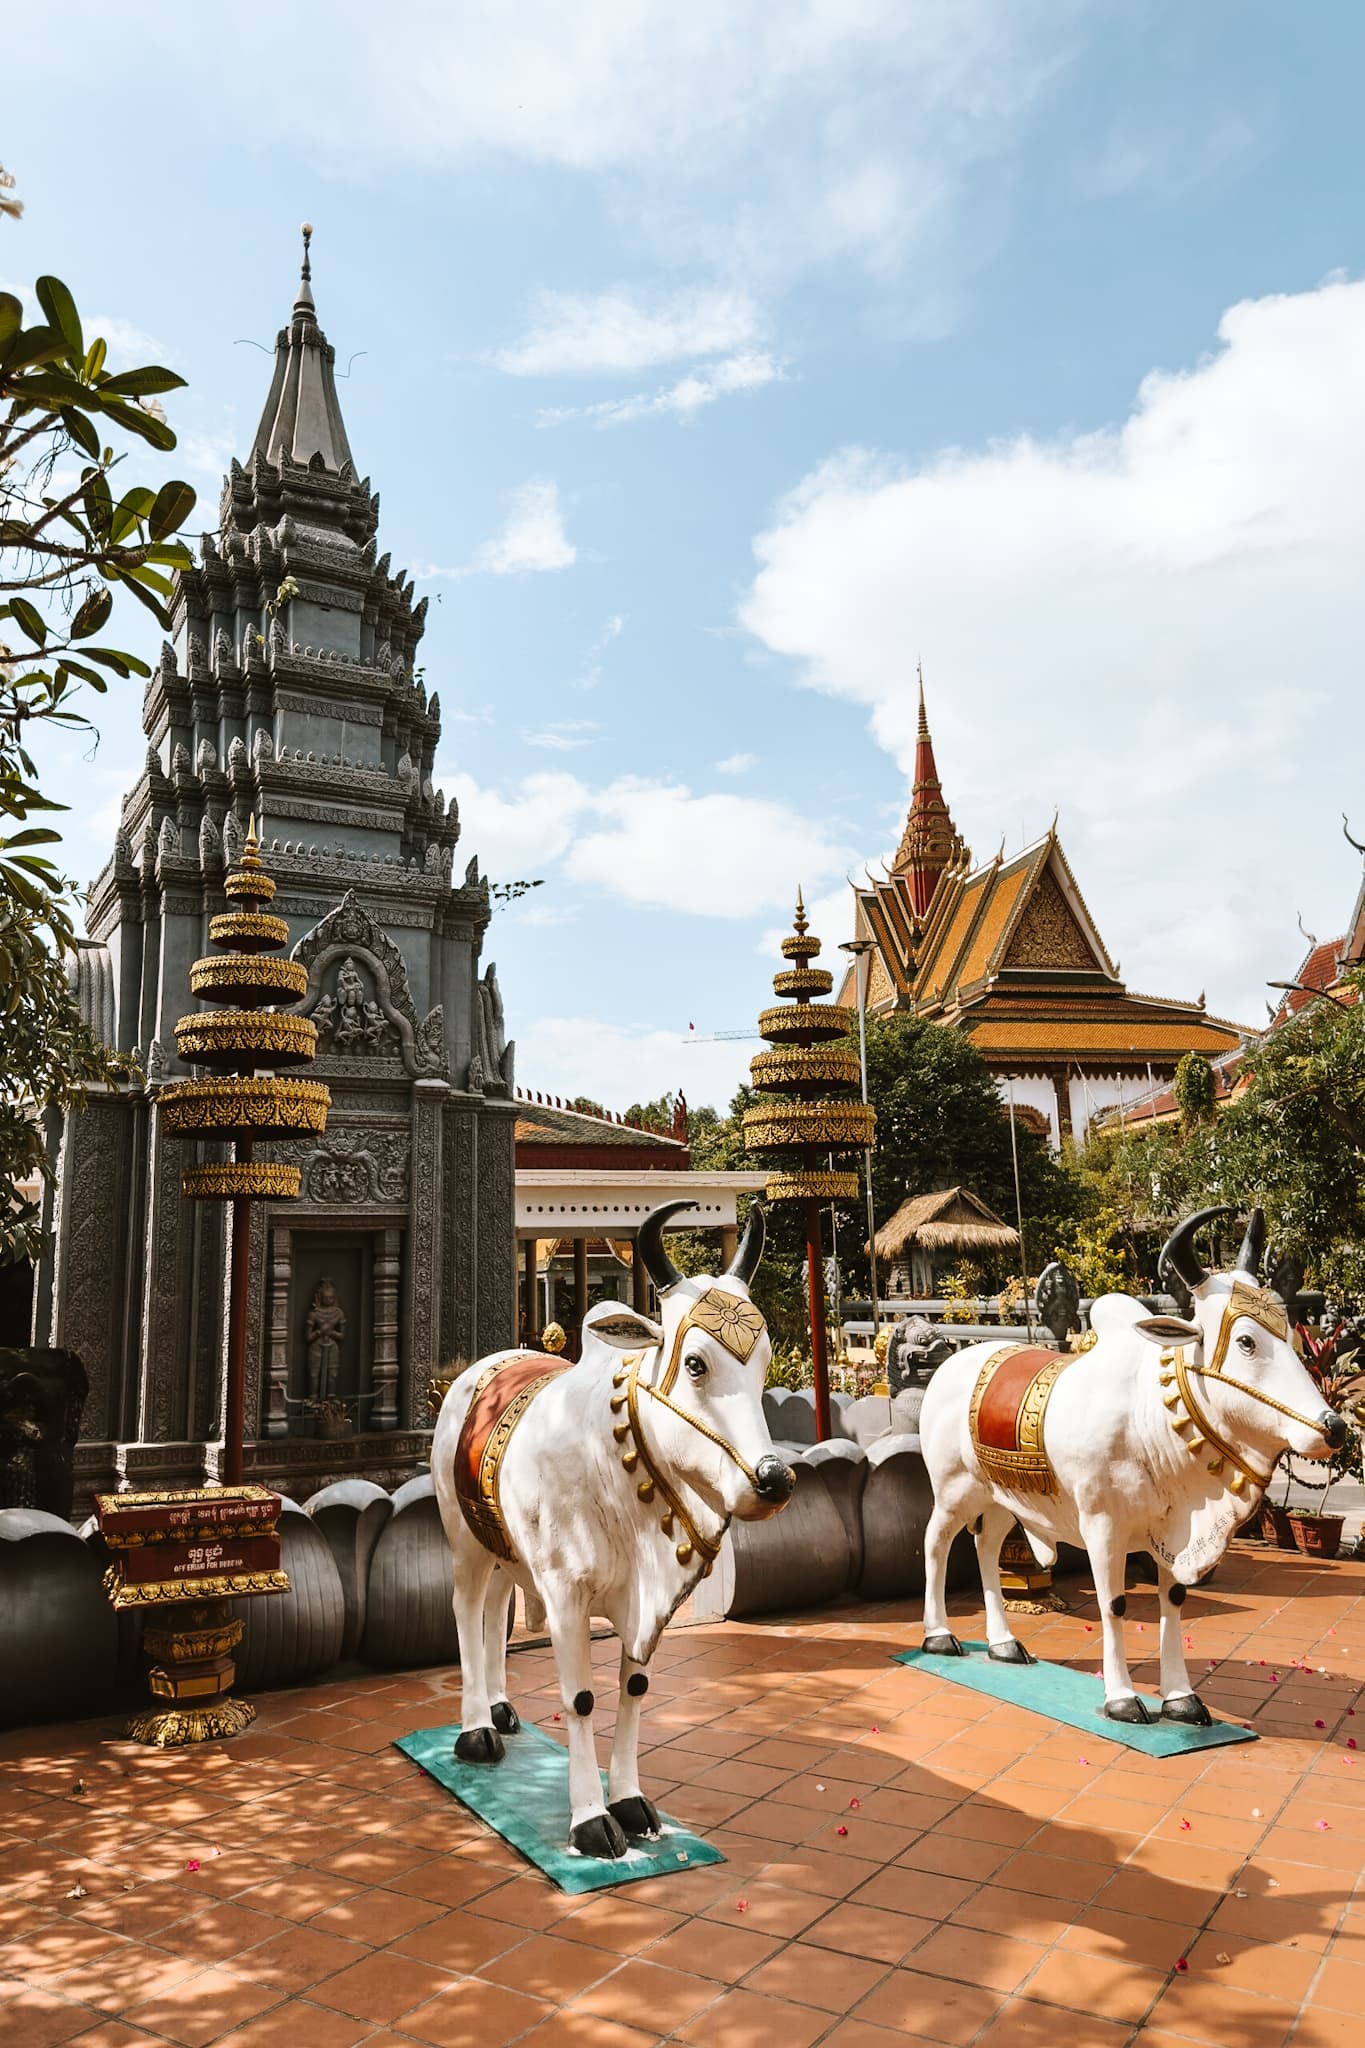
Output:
[{"xmin": 304, "ymin": 1279, "xmax": 346, "ymax": 1400}]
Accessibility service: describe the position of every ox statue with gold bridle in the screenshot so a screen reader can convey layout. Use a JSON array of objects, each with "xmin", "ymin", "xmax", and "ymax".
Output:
[
  {"xmin": 919, "ymin": 1206, "xmax": 1345, "ymax": 1724},
  {"xmin": 431, "ymin": 1198, "xmax": 793, "ymax": 1859}
]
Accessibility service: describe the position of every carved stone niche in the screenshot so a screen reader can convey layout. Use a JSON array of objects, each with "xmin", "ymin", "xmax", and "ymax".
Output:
[{"xmin": 292, "ymin": 891, "xmax": 444, "ymax": 1077}]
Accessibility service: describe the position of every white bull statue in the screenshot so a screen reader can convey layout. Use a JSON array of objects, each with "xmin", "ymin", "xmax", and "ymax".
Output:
[
  {"xmin": 920, "ymin": 1205, "xmax": 1345, "ymax": 1724},
  {"xmin": 432, "ymin": 1198, "xmax": 793, "ymax": 1858}
]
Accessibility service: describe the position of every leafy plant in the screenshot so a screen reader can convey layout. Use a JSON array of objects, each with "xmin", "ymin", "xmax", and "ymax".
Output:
[{"xmin": 1, "ymin": 256, "xmax": 198, "ymax": 1261}]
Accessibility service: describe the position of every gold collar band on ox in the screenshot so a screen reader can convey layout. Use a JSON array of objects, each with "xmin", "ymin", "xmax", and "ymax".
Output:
[
  {"xmin": 1160, "ymin": 1294, "xmax": 1323, "ymax": 1497},
  {"xmin": 609, "ymin": 1353, "xmax": 763, "ymax": 1574}
]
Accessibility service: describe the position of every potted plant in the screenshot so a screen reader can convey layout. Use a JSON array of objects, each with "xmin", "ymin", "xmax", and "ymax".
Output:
[
  {"xmin": 1281, "ymin": 1358, "xmax": 1363, "ymax": 1561},
  {"xmin": 1259, "ymin": 1457, "xmax": 1297, "ymax": 1550}
]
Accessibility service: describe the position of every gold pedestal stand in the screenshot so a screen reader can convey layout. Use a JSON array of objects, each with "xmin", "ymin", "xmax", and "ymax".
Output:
[
  {"xmin": 126, "ymin": 1602, "xmax": 255, "ymax": 1747},
  {"xmin": 1000, "ymin": 1523, "xmax": 1066, "ymax": 1615}
]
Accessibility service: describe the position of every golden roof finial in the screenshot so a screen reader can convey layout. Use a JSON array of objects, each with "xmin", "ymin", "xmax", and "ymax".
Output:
[{"xmin": 793, "ymin": 886, "xmax": 808, "ymax": 936}]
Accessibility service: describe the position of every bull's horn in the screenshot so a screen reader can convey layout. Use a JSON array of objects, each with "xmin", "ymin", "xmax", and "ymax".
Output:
[
  {"xmin": 1236, "ymin": 1206, "xmax": 1267, "ymax": 1278},
  {"xmin": 636, "ymin": 1199, "xmax": 698, "ymax": 1295},
  {"xmin": 1160, "ymin": 1205, "xmax": 1235, "ymax": 1293},
  {"xmin": 725, "ymin": 1202, "xmax": 766, "ymax": 1288}
]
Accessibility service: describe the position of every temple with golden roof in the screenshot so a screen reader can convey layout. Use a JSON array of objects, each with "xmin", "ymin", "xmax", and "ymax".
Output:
[{"xmin": 837, "ymin": 676, "xmax": 1244, "ymax": 1144}]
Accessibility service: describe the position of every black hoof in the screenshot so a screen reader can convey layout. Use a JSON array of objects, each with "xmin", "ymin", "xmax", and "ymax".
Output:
[
  {"xmin": 1162, "ymin": 1693, "xmax": 1213, "ymax": 1727},
  {"xmin": 490, "ymin": 1700, "xmax": 521, "ymax": 1735},
  {"xmin": 570, "ymin": 1810, "xmax": 630, "ymax": 1860},
  {"xmin": 1102, "ymin": 1695, "xmax": 1153, "ymax": 1725},
  {"xmin": 609, "ymin": 1794, "xmax": 662, "ymax": 1839},
  {"xmin": 922, "ymin": 1632, "xmax": 966, "ymax": 1656},
  {"xmin": 454, "ymin": 1725, "xmax": 505, "ymax": 1763},
  {"xmin": 988, "ymin": 1639, "xmax": 1035, "ymax": 1665}
]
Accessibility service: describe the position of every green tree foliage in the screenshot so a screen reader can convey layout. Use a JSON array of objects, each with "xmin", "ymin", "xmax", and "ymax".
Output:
[
  {"xmin": 1173, "ymin": 1050, "xmax": 1216, "ymax": 1129},
  {"xmin": 1, "ymin": 263, "xmax": 197, "ymax": 1261},
  {"xmin": 840, "ymin": 1014, "xmax": 1084, "ymax": 1288},
  {"xmin": 1075, "ymin": 978, "xmax": 1365, "ymax": 1303}
]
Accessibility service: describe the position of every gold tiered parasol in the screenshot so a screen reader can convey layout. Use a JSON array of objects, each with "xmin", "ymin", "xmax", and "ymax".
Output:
[
  {"xmin": 743, "ymin": 890, "xmax": 875, "ymax": 1436},
  {"xmin": 159, "ymin": 820, "xmax": 330, "ymax": 1478}
]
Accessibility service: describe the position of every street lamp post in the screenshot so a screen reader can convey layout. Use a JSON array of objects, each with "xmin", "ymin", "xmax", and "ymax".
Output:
[{"xmin": 840, "ymin": 938, "xmax": 881, "ymax": 1371}]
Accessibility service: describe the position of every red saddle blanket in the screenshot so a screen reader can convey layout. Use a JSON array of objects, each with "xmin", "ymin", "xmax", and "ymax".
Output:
[
  {"xmin": 968, "ymin": 1343, "xmax": 1072, "ymax": 1497},
  {"xmin": 454, "ymin": 1352, "xmax": 572, "ymax": 1560}
]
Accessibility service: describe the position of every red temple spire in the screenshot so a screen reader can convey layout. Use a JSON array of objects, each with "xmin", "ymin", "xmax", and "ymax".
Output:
[{"xmin": 892, "ymin": 666, "xmax": 960, "ymax": 919}]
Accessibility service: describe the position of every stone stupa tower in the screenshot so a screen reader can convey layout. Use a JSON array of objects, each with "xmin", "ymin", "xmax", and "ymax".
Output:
[{"xmin": 39, "ymin": 229, "xmax": 517, "ymax": 1505}]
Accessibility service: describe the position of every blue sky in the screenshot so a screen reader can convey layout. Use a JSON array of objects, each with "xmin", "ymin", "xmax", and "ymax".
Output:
[{"xmin": 7, "ymin": 2, "xmax": 1365, "ymax": 1111}]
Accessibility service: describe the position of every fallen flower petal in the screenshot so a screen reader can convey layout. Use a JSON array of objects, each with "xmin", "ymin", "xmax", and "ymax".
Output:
[
  {"xmin": 66, "ymin": 1885, "xmax": 86, "ymax": 1900},
  {"xmin": 1216, "ymin": 1951, "xmax": 1231, "ymax": 1965},
  {"xmin": 1315, "ymin": 1820, "xmax": 1331, "ymax": 1831},
  {"xmin": 185, "ymin": 1859, "xmax": 200, "ymax": 1872},
  {"xmin": 849, "ymin": 1797, "xmax": 861, "ymax": 1809},
  {"xmin": 837, "ymin": 1825, "xmax": 848, "ymax": 1836},
  {"xmin": 736, "ymin": 1898, "xmax": 750, "ymax": 1912},
  {"xmin": 1174, "ymin": 1956, "xmax": 1188, "ymax": 1972},
  {"xmin": 1179, "ymin": 1819, "xmax": 1191, "ymax": 1831},
  {"xmin": 1315, "ymin": 1721, "xmax": 1326, "ymax": 1730}
]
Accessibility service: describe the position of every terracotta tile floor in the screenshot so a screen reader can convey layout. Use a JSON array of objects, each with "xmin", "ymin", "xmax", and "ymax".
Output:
[{"xmin": 2, "ymin": 1543, "xmax": 1363, "ymax": 2048}]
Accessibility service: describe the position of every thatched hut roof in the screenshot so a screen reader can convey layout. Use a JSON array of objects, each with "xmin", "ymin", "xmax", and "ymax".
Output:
[{"xmin": 872, "ymin": 1187, "xmax": 1019, "ymax": 1260}]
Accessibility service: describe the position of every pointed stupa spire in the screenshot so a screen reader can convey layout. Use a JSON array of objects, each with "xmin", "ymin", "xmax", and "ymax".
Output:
[
  {"xmin": 250, "ymin": 222, "xmax": 355, "ymax": 472},
  {"xmin": 892, "ymin": 664, "xmax": 961, "ymax": 919}
]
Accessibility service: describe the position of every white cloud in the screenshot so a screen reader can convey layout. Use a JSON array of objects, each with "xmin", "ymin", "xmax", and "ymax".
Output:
[
  {"xmin": 739, "ymin": 275, "xmax": 1365, "ymax": 1021},
  {"xmin": 519, "ymin": 1014, "xmax": 753, "ymax": 1115},
  {"xmin": 472, "ymin": 480, "xmax": 577, "ymax": 575},
  {"xmin": 715, "ymin": 753, "xmax": 757, "ymax": 776},
  {"xmin": 441, "ymin": 767, "xmax": 853, "ymax": 918},
  {"xmin": 87, "ymin": 3, "xmax": 1074, "ymax": 290},
  {"xmin": 418, "ymin": 481, "xmax": 577, "ymax": 579},
  {"xmin": 541, "ymin": 351, "xmax": 783, "ymax": 428},
  {"xmin": 496, "ymin": 285, "xmax": 759, "ymax": 375},
  {"xmin": 523, "ymin": 719, "xmax": 600, "ymax": 752}
]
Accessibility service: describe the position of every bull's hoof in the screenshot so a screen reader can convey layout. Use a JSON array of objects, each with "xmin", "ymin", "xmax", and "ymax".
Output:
[
  {"xmin": 922, "ymin": 1632, "xmax": 966, "ymax": 1656},
  {"xmin": 1162, "ymin": 1693, "xmax": 1213, "ymax": 1727},
  {"xmin": 490, "ymin": 1700, "xmax": 521, "ymax": 1735},
  {"xmin": 609, "ymin": 1794, "xmax": 662, "ymax": 1839},
  {"xmin": 454, "ymin": 1725, "xmax": 505, "ymax": 1764},
  {"xmin": 988, "ymin": 1639, "xmax": 1035, "ymax": 1665},
  {"xmin": 570, "ymin": 1810, "xmax": 630, "ymax": 1860},
  {"xmin": 1102, "ymin": 1694, "xmax": 1153, "ymax": 1725}
]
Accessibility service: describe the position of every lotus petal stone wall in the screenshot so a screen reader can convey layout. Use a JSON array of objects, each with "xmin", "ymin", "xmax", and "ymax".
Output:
[
  {"xmin": 304, "ymin": 1479, "xmax": 394, "ymax": 1658},
  {"xmin": 230, "ymin": 1501, "xmax": 346, "ymax": 1691},
  {"xmin": 361, "ymin": 1473, "xmax": 460, "ymax": 1668},
  {"xmin": 0, "ymin": 1509, "xmax": 118, "ymax": 1727}
]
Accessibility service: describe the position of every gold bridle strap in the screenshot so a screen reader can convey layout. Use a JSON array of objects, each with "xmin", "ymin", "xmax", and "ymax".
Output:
[
  {"xmin": 609, "ymin": 1354, "xmax": 762, "ymax": 1574},
  {"xmin": 1161, "ymin": 1346, "xmax": 1324, "ymax": 1496}
]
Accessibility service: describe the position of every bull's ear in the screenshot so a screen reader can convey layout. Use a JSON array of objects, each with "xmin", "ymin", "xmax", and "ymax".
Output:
[
  {"xmin": 1134, "ymin": 1315, "xmax": 1201, "ymax": 1349},
  {"xmin": 582, "ymin": 1304, "xmax": 664, "ymax": 1351}
]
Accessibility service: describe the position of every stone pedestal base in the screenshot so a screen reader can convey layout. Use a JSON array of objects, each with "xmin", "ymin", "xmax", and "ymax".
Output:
[{"xmin": 1000, "ymin": 1523, "xmax": 1067, "ymax": 1615}]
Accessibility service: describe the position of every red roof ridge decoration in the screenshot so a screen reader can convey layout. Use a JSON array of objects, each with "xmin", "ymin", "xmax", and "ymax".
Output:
[{"xmin": 890, "ymin": 667, "xmax": 969, "ymax": 917}]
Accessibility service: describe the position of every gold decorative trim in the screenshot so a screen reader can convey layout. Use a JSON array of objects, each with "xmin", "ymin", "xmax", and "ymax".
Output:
[
  {"xmin": 182, "ymin": 1163, "xmax": 302, "ymax": 1202},
  {"xmin": 781, "ymin": 932, "xmax": 822, "ymax": 959},
  {"xmin": 1209, "ymin": 1280, "xmax": 1289, "ymax": 1375},
  {"xmin": 758, "ymin": 1002, "xmax": 853, "ymax": 1042},
  {"xmin": 174, "ymin": 1011, "xmax": 318, "ymax": 1066},
  {"xmin": 142, "ymin": 1617, "xmax": 244, "ymax": 1662},
  {"xmin": 98, "ymin": 1485, "xmax": 277, "ymax": 1510},
  {"xmin": 225, "ymin": 866, "xmax": 277, "ymax": 902},
  {"xmin": 742, "ymin": 1103, "xmax": 876, "ymax": 1149},
  {"xmin": 160, "ymin": 1077, "xmax": 330, "ymax": 1138},
  {"xmin": 461, "ymin": 1361, "xmax": 565, "ymax": 1560},
  {"xmin": 750, "ymin": 1047, "xmax": 862, "ymax": 1091},
  {"xmin": 762, "ymin": 1170, "xmax": 860, "ymax": 1201},
  {"xmin": 968, "ymin": 1344, "xmax": 1069, "ymax": 1497},
  {"xmin": 125, "ymin": 1698, "xmax": 256, "ymax": 1747},
  {"xmin": 658, "ymin": 1287, "xmax": 768, "ymax": 1396},
  {"xmin": 102, "ymin": 1564, "xmax": 291, "ymax": 1608},
  {"xmin": 772, "ymin": 966, "xmax": 834, "ymax": 998},
  {"xmin": 208, "ymin": 911, "xmax": 290, "ymax": 950},
  {"xmin": 189, "ymin": 956, "xmax": 309, "ymax": 1001}
]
